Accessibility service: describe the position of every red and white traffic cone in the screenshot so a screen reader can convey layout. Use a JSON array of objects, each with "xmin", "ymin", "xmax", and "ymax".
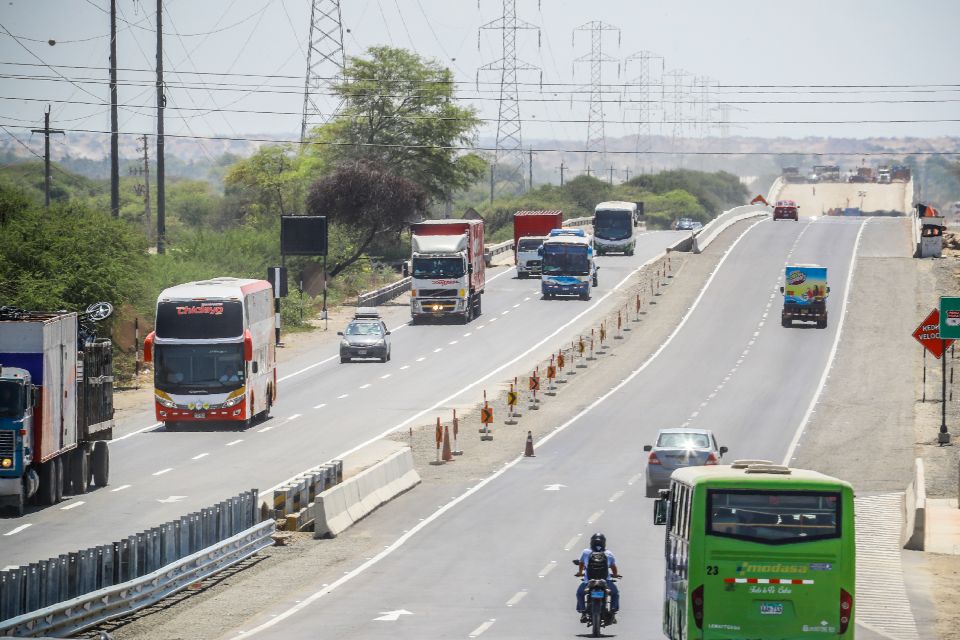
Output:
[
  {"xmin": 442, "ymin": 425, "xmax": 453, "ymax": 462},
  {"xmin": 524, "ymin": 431, "xmax": 535, "ymax": 457}
]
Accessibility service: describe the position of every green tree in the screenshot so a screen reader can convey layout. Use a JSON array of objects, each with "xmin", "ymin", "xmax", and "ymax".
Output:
[
  {"xmin": 223, "ymin": 145, "xmax": 321, "ymax": 225},
  {"xmin": 312, "ymin": 46, "xmax": 486, "ymax": 202},
  {"xmin": 167, "ymin": 179, "xmax": 222, "ymax": 228},
  {"xmin": 563, "ymin": 175, "xmax": 614, "ymax": 212}
]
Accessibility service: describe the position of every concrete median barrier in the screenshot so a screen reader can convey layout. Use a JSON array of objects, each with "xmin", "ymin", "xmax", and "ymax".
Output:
[{"xmin": 313, "ymin": 446, "xmax": 421, "ymax": 538}]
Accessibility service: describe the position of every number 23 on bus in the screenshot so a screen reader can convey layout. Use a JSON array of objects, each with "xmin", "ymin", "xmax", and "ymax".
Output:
[
  {"xmin": 652, "ymin": 462, "xmax": 854, "ymax": 639},
  {"xmin": 144, "ymin": 278, "xmax": 277, "ymax": 429}
]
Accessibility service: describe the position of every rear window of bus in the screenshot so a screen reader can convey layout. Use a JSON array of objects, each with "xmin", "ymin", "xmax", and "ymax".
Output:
[{"xmin": 707, "ymin": 490, "xmax": 840, "ymax": 544}]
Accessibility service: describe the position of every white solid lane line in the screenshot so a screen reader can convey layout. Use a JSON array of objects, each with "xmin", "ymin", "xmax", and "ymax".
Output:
[
  {"xmin": 314, "ymin": 403, "xmax": 327, "ymax": 409},
  {"xmin": 505, "ymin": 591, "xmax": 527, "ymax": 607},
  {"xmin": 4, "ymin": 524, "xmax": 31, "ymax": 536},
  {"xmin": 111, "ymin": 484, "xmax": 132, "ymax": 492},
  {"xmin": 113, "ymin": 422, "xmax": 163, "ymax": 442},
  {"xmin": 226, "ymin": 439, "xmax": 243, "ymax": 446},
  {"xmin": 538, "ymin": 560, "xmax": 558, "ymax": 577},
  {"xmin": 61, "ymin": 501, "xmax": 85, "ymax": 511},
  {"xmin": 468, "ymin": 619, "xmax": 497, "ymax": 638},
  {"xmin": 192, "ymin": 453, "xmax": 209, "ymax": 460},
  {"xmin": 153, "ymin": 468, "xmax": 173, "ymax": 476}
]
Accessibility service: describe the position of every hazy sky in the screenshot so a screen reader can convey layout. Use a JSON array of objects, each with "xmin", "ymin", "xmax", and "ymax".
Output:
[{"xmin": 1, "ymin": 0, "xmax": 959, "ymax": 153}]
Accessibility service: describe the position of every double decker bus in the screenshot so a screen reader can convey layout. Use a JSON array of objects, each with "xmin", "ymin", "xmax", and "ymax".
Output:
[
  {"xmin": 144, "ymin": 278, "xmax": 276, "ymax": 429},
  {"xmin": 652, "ymin": 462, "xmax": 855, "ymax": 639}
]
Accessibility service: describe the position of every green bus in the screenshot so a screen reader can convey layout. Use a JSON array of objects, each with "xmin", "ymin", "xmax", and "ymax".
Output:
[{"xmin": 652, "ymin": 461, "xmax": 855, "ymax": 639}]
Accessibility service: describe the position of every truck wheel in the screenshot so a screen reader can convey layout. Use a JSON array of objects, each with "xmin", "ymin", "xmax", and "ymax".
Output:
[
  {"xmin": 92, "ymin": 441, "xmax": 109, "ymax": 488},
  {"xmin": 10, "ymin": 478, "xmax": 26, "ymax": 517},
  {"xmin": 781, "ymin": 317, "xmax": 790, "ymax": 328},
  {"xmin": 37, "ymin": 459, "xmax": 58, "ymax": 505},
  {"xmin": 70, "ymin": 447, "xmax": 89, "ymax": 495}
]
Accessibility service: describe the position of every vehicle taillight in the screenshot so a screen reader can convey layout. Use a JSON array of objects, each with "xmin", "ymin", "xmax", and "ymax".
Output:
[
  {"xmin": 143, "ymin": 331, "xmax": 155, "ymax": 363},
  {"xmin": 839, "ymin": 588, "xmax": 853, "ymax": 634},
  {"xmin": 243, "ymin": 329, "xmax": 253, "ymax": 361},
  {"xmin": 705, "ymin": 452, "xmax": 719, "ymax": 465},
  {"xmin": 648, "ymin": 451, "xmax": 661, "ymax": 465},
  {"xmin": 691, "ymin": 584, "xmax": 704, "ymax": 630}
]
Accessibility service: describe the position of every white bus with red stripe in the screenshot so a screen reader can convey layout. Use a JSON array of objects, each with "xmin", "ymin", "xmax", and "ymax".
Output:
[{"xmin": 144, "ymin": 278, "xmax": 276, "ymax": 429}]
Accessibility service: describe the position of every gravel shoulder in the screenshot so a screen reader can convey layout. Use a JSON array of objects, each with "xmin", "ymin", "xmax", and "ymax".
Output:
[{"xmin": 89, "ymin": 223, "xmax": 753, "ymax": 640}]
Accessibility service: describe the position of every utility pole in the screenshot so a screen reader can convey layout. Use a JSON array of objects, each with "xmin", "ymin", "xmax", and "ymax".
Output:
[
  {"xmin": 478, "ymin": 0, "xmax": 541, "ymax": 194},
  {"xmin": 136, "ymin": 135, "xmax": 152, "ymax": 241},
  {"xmin": 559, "ymin": 159, "xmax": 566, "ymax": 186},
  {"xmin": 528, "ymin": 148, "xmax": 533, "ymax": 191},
  {"xmin": 109, "ymin": 0, "xmax": 119, "ymax": 218},
  {"xmin": 584, "ymin": 166, "xmax": 593, "ymax": 178},
  {"xmin": 623, "ymin": 167, "xmax": 631, "ymax": 182},
  {"xmin": 608, "ymin": 165, "xmax": 615, "ymax": 184},
  {"xmin": 300, "ymin": 0, "xmax": 346, "ymax": 145},
  {"xmin": 155, "ymin": 0, "xmax": 166, "ymax": 254},
  {"xmin": 31, "ymin": 106, "xmax": 64, "ymax": 208}
]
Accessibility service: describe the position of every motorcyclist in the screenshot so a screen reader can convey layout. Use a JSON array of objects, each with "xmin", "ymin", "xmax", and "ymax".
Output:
[{"xmin": 575, "ymin": 532, "xmax": 620, "ymax": 624}]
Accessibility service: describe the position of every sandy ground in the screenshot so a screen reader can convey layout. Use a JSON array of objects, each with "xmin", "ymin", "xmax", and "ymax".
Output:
[{"xmin": 84, "ymin": 224, "xmax": 730, "ymax": 640}]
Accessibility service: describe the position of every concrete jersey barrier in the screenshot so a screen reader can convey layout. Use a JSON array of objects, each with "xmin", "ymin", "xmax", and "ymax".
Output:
[
  {"xmin": 691, "ymin": 204, "xmax": 770, "ymax": 254},
  {"xmin": 312, "ymin": 447, "xmax": 420, "ymax": 538}
]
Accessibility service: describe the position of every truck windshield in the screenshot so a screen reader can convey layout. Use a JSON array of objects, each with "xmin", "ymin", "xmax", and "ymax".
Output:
[
  {"xmin": 517, "ymin": 238, "xmax": 544, "ymax": 251},
  {"xmin": 594, "ymin": 210, "xmax": 633, "ymax": 240},
  {"xmin": 156, "ymin": 301, "xmax": 244, "ymax": 339},
  {"xmin": 154, "ymin": 343, "xmax": 245, "ymax": 394},
  {"xmin": 708, "ymin": 490, "xmax": 841, "ymax": 544},
  {"xmin": 412, "ymin": 257, "xmax": 465, "ymax": 279},
  {"xmin": 0, "ymin": 381, "xmax": 24, "ymax": 419},
  {"xmin": 542, "ymin": 245, "xmax": 591, "ymax": 276}
]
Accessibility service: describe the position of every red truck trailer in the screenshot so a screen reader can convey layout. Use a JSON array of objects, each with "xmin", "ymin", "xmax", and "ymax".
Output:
[
  {"xmin": 513, "ymin": 211, "xmax": 563, "ymax": 278},
  {"xmin": 409, "ymin": 220, "xmax": 485, "ymax": 323}
]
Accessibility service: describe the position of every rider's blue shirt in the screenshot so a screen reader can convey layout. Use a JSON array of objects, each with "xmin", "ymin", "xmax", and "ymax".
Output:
[{"xmin": 579, "ymin": 549, "xmax": 617, "ymax": 583}]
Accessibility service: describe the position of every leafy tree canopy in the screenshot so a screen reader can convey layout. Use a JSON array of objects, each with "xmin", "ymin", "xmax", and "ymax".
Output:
[{"xmin": 311, "ymin": 46, "xmax": 486, "ymax": 203}]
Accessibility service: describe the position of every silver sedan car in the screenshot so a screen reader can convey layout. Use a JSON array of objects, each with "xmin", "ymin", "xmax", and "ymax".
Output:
[{"xmin": 643, "ymin": 428, "xmax": 727, "ymax": 497}]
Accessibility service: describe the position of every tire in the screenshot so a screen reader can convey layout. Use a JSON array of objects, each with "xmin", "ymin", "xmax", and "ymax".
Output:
[
  {"xmin": 11, "ymin": 478, "xmax": 26, "ymax": 517},
  {"xmin": 781, "ymin": 316, "xmax": 790, "ymax": 328},
  {"xmin": 380, "ymin": 352, "xmax": 388, "ymax": 363},
  {"xmin": 92, "ymin": 441, "xmax": 109, "ymax": 488},
  {"xmin": 387, "ymin": 349, "xmax": 392, "ymax": 362},
  {"xmin": 591, "ymin": 599, "xmax": 602, "ymax": 637},
  {"xmin": 627, "ymin": 249, "xmax": 634, "ymax": 256},
  {"xmin": 165, "ymin": 421, "xmax": 182, "ymax": 432},
  {"xmin": 70, "ymin": 446, "xmax": 89, "ymax": 495},
  {"xmin": 580, "ymin": 292, "xmax": 590, "ymax": 301},
  {"xmin": 517, "ymin": 272, "xmax": 526, "ymax": 279},
  {"xmin": 37, "ymin": 459, "xmax": 58, "ymax": 505},
  {"xmin": 340, "ymin": 357, "xmax": 349, "ymax": 364}
]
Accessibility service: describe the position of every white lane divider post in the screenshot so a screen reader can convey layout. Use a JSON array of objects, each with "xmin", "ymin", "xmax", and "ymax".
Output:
[{"xmin": 452, "ymin": 409, "xmax": 463, "ymax": 456}]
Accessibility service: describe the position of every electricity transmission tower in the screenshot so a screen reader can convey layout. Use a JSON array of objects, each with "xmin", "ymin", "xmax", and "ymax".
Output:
[
  {"xmin": 573, "ymin": 21, "xmax": 620, "ymax": 175},
  {"xmin": 663, "ymin": 68, "xmax": 691, "ymax": 167},
  {"xmin": 718, "ymin": 103, "xmax": 747, "ymax": 153},
  {"xmin": 691, "ymin": 75, "xmax": 716, "ymax": 168},
  {"xmin": 300, "ymin": 0, "xmax": 346, "ymax": 145},
  {"xmin": 478, "ymin": 0, "xmax": 541, "ymax": 196},
  {"xmin": 623, "ymin": 50, "xmax": 664, "ymax": 174}
]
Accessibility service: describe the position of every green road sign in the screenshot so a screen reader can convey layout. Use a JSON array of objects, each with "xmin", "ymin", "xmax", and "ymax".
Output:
[{"xmin": 940, "ymin": 297, "xmax": 960, "ymax": 339}]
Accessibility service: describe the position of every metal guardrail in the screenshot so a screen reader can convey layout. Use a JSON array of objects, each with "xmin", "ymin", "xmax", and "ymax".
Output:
[
  {"xmin": 0, "ymin": 489, "xmax": 264, "ymax": 636},
  {"xmin": 566, "ymin": 216, "xmax": 592, "ymax": 227},
  {"xmin": 357, "ymin": 276, "xmax": 412, "ymax": 307}
]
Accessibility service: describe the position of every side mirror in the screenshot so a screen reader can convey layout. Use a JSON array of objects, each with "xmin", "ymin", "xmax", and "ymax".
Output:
[
  {"xmin": 32, "ymin": 385, "xmax": 40, "ymax": 408},
  {"xmin": 779, "ymin": 286, "xmax": 784, "ymax": 294},
  {"xmin": 337, "ymin": 331, "xmax": 343, "ymax": 336},
  {"xmin": 252, "ymin": 361, "xmax": 259, "ymax": 374},
  {"xmin": 643, "ymin": 444, "xmax": 652, "ymax": 452},
  {"xmin": 537, "ymin": 247, "xmax": 543, "ymax": 256},
  {"xmin": 653, "ymin": 498, "xmax": 668, "ymax": 525},
  {"xmin": 719, "ymin": 446, "xmax": 728, "ymax": 456},
  {"xmin": 402, "ymin": 262, "xmax": 410, "ymax": 277},
  {"xmin": 468, "ymin": 263, "xmax": 473, "ymax": 274},
  {"xmin": 826, "ymin": 286, "xmax": 831, "ymax": 293},
  {"xmin": 385, "ymin": 331, "xmax": 391, "ymax": 335}
]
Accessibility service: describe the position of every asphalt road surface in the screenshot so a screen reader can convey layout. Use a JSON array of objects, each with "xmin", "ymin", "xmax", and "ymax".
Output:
[
  {"xmin": 232, "ymin": 216, "xmax": 886, "ymax": 639},
  {"xmin": 0, "ymin": 230, "xmax": 688, "ymax": 567}
]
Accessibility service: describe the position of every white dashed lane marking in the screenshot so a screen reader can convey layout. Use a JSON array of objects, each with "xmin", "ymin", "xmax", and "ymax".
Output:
[
  {"xmin": 314, "ymin": 403, "xmax": 327, "ymax": 409},
  {"xmin": 226, "ymin": 439, "xmax": 243, "ymax": 446},
  {"xmin": 468, "ymin": 619, "xmax": 496, "ymax": 638},
  {"xmin": 505, "ymin": 590, "xmax": 527, "ymax": 607},
  {"xmin": 61, "ymin": 501, "xmax": 84, "ymax": 510},
  {"xmin": 337, "ymin": 394, "xmax": 349, "ymax": 399},
  {"xmin": 153, "ymin": 468, "xmax": 173, "ymax": 476},
  {"xmin": 288, "ymin": 413, "xmax": 302, "ymax": 420},
  {"xmin": 538, "ymin": 560, "xmax": 558, "ymax": 577},
  {"xmin": 111, "ymin": 484, "xmax": 131, "ymax": 492},
  {"xmin": 360, "ymin": 384, "xmax": 371, "ymax": 389},
  {"xmin": 4, "ymin": 524, "xmax": 31, "ymax": 536},
  {"xmin": 192, "ymin": 453, "xmax": 209, "ymax": 460}
]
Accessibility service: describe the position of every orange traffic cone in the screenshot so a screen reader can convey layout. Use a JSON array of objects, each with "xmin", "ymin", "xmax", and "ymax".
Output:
[
  {"xmin": 442, "ymin": 425, "xmax": 454, "ymax": 462},
  {"xmin": 524, "ymin": 431, "xmax": 535, "ymax": 457}
]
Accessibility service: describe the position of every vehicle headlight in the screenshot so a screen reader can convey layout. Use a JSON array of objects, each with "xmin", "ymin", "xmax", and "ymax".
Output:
[
  {"xmin": 341, "ymin": 339, "xmax": 350, "ymax": 347},
  {"xmin": 459, "ymin": 289, "xmax": 466, "ymax": 298},
  {"xmin": 223, "ymin": 393, "xmax": 245, "ymax": 408},
  {"xmin": 1, "ymin": 458, "xmax": 12, "ymax": 468},
  {"xmin": 155, "ymin": 391, "xmax": 177, "ymax": 408}
]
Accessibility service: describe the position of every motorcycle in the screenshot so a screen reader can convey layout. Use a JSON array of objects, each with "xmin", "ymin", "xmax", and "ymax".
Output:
[{"xmin": 572, "ymin": 559, "xmax": 620, "ymax": 637}]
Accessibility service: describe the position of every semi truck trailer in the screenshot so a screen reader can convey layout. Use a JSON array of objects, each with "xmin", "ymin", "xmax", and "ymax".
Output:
[{"xmin": 408, "ymin": 219, "xmax": 485, "ymax": 323}]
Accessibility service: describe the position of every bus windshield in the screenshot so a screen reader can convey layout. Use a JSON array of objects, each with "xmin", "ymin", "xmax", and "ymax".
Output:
[
  {"xmin": 542, "ymin": 245, "xmax": 590, "ymax": 275},
  {"xmin": 708, "ymin": 490, "xmax": 840, "ymax": 544},
  {"xmin": 154, "ymin": 343, "xmax": 245, "ymax": 394},
  {"xmin": 594, "ymin": 210, "xmax": 633, "ymax": 240},
  {"xmin": 156, "ymin": 301, "xmax": 244, "ymax": 339},
  {"xmin": 412, "ymin": 257, "xmax": 465, "ymax": 279}
]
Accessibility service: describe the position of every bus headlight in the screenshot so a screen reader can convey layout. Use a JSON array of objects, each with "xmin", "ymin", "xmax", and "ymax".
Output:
[
  {"xmin": 223, "ymin": 390, "xmax": 245, "ymax": 408},
  {"xmin": 155, "ymin": 391, "xmax": 177, "ymax": 408},
  {"xmin": 1, "ymin": 458, "xmax": 12, "ymax": 468}
]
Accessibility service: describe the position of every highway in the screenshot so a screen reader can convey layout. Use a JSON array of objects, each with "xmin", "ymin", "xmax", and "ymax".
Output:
[
  {"xmin": 0, "ymin": 230, "xmax": 688, "ymax": 566},
  {"xmin": 230, "ymin": 216, "xmax": 884, "ymax": 639}
]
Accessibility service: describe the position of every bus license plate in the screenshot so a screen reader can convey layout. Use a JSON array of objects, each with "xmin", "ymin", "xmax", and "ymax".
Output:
[
  {"xmin": 760, "ymin": 602, "xmax": 784, "ymax": 616},
  {"xmin": 193, "ymin": 412, "xmax": 206, "ymax": 419}
]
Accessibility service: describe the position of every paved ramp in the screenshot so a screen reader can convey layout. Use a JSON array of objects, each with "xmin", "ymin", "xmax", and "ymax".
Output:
[{"xmin": 779, "ymin": 182, "xmax": 909, "ymax": 216}]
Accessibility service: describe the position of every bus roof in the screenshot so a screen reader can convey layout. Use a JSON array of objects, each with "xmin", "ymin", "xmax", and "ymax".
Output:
[
  {"xmin": 543, "ymin": 233, "xmax": 591, "ymax": 246},
  {"xmin": 671, "ymin": 464, "xmax": 852, "ymax": 491},
  {"xmin": 595, "ymin": 201, "xmax": 637, "ymax": 212},
  {"xmin": 158, "ymin": 277, "xmax": 272, "ymax": 302}
]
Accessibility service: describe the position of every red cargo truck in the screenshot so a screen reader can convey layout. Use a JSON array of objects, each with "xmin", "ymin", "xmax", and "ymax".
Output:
[
  {"xmin": 409, "ymin": 220, "xmax": 485, "ymax": 323},
  {"xmin": 513, "ymin": 210, "xmax": 563, "ymax": 278}
]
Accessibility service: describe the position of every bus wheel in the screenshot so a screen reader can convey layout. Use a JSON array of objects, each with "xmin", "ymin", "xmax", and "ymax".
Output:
[{"xmin": 92, "ymin": 441, "xmax": 109, "ymax": 488}]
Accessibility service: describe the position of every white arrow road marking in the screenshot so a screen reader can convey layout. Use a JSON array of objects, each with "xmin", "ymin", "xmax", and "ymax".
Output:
[
  {"xmin": 4, "ymin": 524, "xmax": 31, "ymax": 536},
  {"xmin": 373, "ymin": 609, "xmax": 413, "ymax": 622},
  {"xmin": 543, "ymin": 484, "xmax": 567, "ymax": 491},
  {"xmin": 157, "ymin": 495, "xmax": 187, "ymax": 504}
]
